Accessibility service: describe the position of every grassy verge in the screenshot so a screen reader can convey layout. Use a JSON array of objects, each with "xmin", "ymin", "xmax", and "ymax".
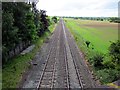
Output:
[
  {"xmin": 0, "ymin": 69, "xmax": 1, "ymax": 90},
  {"xmin": 2, "ymin": 23, "xmax": 56, "ymax": 88},
  {"xmin": 49, "ymin": 23, "xmax": 57, "ymax": 33},
  {"xmin": 64, "ymin": 18, "xmax": 119, "ymax": 84}
]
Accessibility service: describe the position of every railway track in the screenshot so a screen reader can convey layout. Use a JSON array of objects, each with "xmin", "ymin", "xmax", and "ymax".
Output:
[
  {"xmin": 37, "ymin": 19, "xmax": 85, "ymax": 89},
  {"xmin": 62, "ymin": 20, "xmax": 84, "ymax": 88},
  {"xmin": 37, "ymin": 21, "xmax": 60, "ymax": 88},
  {"xmin": 53, "ymin": 21, "xmax": 69, "ymax": 88},
  {"xmin": 37, "ymin": 20, "xmax": 70, "ymax": 89},
  {"xmin": 21, "ymin": 19, "xmax": 96, "ymax": 89},
  {"xmin": 63, "ymin": 20, "xmax": 96, "ymax": 88}
]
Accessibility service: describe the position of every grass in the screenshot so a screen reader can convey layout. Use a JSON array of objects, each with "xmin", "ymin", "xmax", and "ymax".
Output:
[
  {"xmin": 2, "ymin": 23, "xmax": 56, "ymax": 88},
  {"xmin": 0, "ymin": 69, "xmax": 1, "ymax": 90},
  {"xmin": 65, "ymin": 19, "xmax": 118, "ymax": 54},
  {"xmin": 49, "ymin": 23, "xmax": 57, "ymax": 33},
  {"xmin": 64, "ymin": 18, "xmax": 119, "ymax": 84}
]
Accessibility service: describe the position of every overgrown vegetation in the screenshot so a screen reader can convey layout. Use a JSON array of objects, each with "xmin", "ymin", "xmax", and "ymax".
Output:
[
  {"xmin": 2, "ymin": 2, "xmax": 56, "ymax": 88},
  {"xmin": 109, "ymin": 40, "xmax": 120, "ymax": 66},
  {"xmin": 109, "ymin": 17, "xmax": 120, "ymax": 23},
  {"xmin": 2, "ymin": 32, "xmax": 50, "ymax": 88},
  {"xmin": 65, "ymin": 18, "xmax": 120, "ymax": 84},
  {"xmin": 90, "ymin": 52, "xmax": 104, "ymax": 69},
  {"xmin": 52, "ymin": 16, "xmax": 58, "ymax": 23},
  {"xmin": 2, "ymin": 2, "xmax": 50, "ymax": 64},
  {"xmin": 91, "ymin": 41, "xmax": 120, "ymax": 83},
  {"xmin": 63, "ymin": 16, "xmax": 120, "ymax": 23},
  {"xmin": 2, "ymin": 23, "xmax": 56, "ymax": 88}
]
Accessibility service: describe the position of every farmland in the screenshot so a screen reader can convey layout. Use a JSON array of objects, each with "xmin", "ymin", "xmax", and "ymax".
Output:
[
  {"xmin": 65, "ymin": 18, "xmax": 119, "ymax": 84},
  {"xmin": 65, "ymin": 19, "xmax": 118, "ymax": 54},
  {"xmin": 2, "ymin": 1, "xmax": 120, "ymax": 89}
]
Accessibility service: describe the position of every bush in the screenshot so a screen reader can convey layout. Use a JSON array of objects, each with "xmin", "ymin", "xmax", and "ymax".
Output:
[
  {"xmin": 102, "ymin": 57, "xmax": 115, "ymax": 69},
  {"xmin": 96, "ymin": 69, "xmax": 120, "ymax": 84},
  {"xmin": 91, "ymin": 52, "xmax": 104, "ymax": 68},
  {"xmin": 52, "ymin": 16, "xmax": 58, "ymax": 23},
  {"xmin": 85, "ymin": 41, "xmax": 90, "ymax": 48},
  {"xmin": 2, "ymin": 2, "xmax": 51, "ymax": 64},
  {"xmin": 109, "ymin": 40, "xmax": 120, "ymax": 65}
]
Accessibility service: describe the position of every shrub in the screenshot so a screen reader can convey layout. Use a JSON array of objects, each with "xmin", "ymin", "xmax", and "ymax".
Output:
[
  {"xmin": 109, "ymin": 40, "xmax": 120, "ymax": 65},
  {"xmin": 85, "ymin": 41, "xmax": 90, "ymax": 48},
  {"xmin": 91, "ymin": 52, "xmax": 104, "ymax": 68},
  {"xmin": 52, "ymin": 16, "xmax": 58, "ymax": 23},
  {"xmin": 102, "ymin": 57, "xmax": 115, "ymax": 69},
  {"xmin": 96, "ymin": 69, "xmax": 120, "ymax": 84}
]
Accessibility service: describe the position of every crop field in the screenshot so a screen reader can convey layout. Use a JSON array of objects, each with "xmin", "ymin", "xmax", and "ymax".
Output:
[
  {"xmin": 65, "ymin": 18, "xmax": 119, "ymax": 84},
  {"xmin": 65, "ymin": 19, "xmax": 118, "ymax": 54}
]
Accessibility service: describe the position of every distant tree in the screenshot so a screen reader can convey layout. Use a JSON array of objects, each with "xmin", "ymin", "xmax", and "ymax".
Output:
[
  {"xmin": 52, "ymin": 16, "xmax": 58, "ymax": 23},
  {"xmin": 37, "ymin": 10, "xmax": 50, "ymax": 36},
  {"xmin": 109, "ymin": 17, "xmax": 120, "ymax": 23},
  {"xmin": 100, "ymin": 18, "xmax": 103, "ymax": 21}
]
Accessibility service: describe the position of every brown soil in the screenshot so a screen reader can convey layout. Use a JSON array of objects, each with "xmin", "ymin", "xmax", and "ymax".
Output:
[{"xmin": 84, "ymin": 22, "xmax": 118, "ymax": 28}]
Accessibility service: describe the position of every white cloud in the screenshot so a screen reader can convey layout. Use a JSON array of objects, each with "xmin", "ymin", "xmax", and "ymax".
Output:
[{"xmin": 36, "ymin": 0, "xmax": 119, "ymax": 17}]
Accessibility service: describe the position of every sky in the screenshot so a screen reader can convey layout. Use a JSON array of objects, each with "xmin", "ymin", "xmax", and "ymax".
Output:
[{"xmin": 36, "ymin": 0, "xmax": 119, "ymax": 17}]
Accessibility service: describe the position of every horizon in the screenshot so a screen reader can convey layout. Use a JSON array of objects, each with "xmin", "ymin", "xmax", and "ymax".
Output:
[
  {"xmin": 48, "ymin": 16, "xmax": 119, "ymax": 18},
  {"xmin": 37, "ymin": 0, "xmax": 119, "ymax": 17}
]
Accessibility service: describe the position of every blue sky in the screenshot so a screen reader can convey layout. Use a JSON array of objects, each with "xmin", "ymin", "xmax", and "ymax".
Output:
[{"xmin": 36, "ymin": 0, "xmax": 119, "ymax": 17}]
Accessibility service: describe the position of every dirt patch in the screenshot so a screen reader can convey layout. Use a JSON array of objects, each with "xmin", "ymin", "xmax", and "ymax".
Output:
[
  {"xmin": 85, "ymin": 24, "xmax": 117, "ymax": 28},
  {"xmin": 84, "ymin": 22, "xmax": 118, "ymax": 28}
]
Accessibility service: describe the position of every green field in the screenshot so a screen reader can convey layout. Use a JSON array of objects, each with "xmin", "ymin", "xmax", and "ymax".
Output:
[
  {"xmin": 65, "ymin": 19, "xmax": 118, "ymax": 54},
  {"xmin": 65, "ymin": 18, "xmax": 119, "ymax": 84}
]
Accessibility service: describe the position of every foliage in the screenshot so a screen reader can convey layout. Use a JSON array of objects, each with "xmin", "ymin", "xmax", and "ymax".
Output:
[
  {"xmin": 85, "ymin": 41, "xmax": 90, "ymax": 48},
  {"xmin": 2, "ymin": 2, "xmax": 50, "ymax": 64},
  {"xmin": 96, "ymin": 69, "xmax": 120, "ymax": 84},
  {"xmin": 25, "ymin": 12, "xmax": 38, "ymax": 41},
  {"xmin": 65, "ymin": 18, "xmax": 119, "ymax": 84},
  {"xmin": 109, "ymin": 17, "xmax": 120, "ymax": 23},
  {"xmin": 2, "ymin": 19, "xmax": 56, "ymax": 88},
  {"xmin": 102, "ymin": 57, "xmax": 115, "ymax": 69},
  {"xmin": 109, "ymin": 40, "xmax": 120, "ymax": 65},
  {"xmin": 2, "ymin": 2, "xmax": 55, "ymax": 88},
  {"xmin": 2, "ymin": 12, "xmax": 18, "ymax": 50},
  {"xmin": 63, "ymin": 16, "xmax": 109, "ymax": 21},
  {"xmin": 90, "ymin": 52, "xmax": 104, "ymax": 68},
  {"xmin": 64, "ymin": 16, "xmax": 120, "ymax": 22},
  {"xmin": 52, "ymin": 16, "xmax": 58, "ymax": 23},
  {"xmin": 2, "ymin": 31, "xmax": 51, "ymax": 88},
  {"xmin": 37, "ymin": 10, "xmax": 50, "ymax": 36}
]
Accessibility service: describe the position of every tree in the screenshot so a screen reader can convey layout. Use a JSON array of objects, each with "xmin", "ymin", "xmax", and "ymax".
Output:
[
  {"xmin": 109, "ymin": 17, "xmax": 120, "ymax": 23},
  {"xmin": 25, "ymin": 12, "xmax": 38, "ymax": 41},
  {"xmin": 2, "ymin": 2, "xmax": 37, "ymax": 63},
  {"xmin": 52, "ymin": 16, "xmax": 58, "ymax": 23},
  {"xmin": 13, "ymin": 2, "xmax": 31, "ymax": 42},
  {"xmin": 2, "ymin": 2, "xmax": 51, "ymax": 64},
  {"xmin": 37, "ymin": 10, "xmax": 50, "ymax": 36},
  {"xmin": 85, "ymin": 41, "xmax": 90, "ymax": 48}
]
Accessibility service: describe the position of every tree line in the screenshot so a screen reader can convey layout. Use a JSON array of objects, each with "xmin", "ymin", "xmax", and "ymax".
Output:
[
  {"xmin": 63, "ymin": 16, "xmax": 120, "ymax": 23},
  {"xmin": 2, "ymin": 2, "xmax": 51, "ymax": 64}
]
